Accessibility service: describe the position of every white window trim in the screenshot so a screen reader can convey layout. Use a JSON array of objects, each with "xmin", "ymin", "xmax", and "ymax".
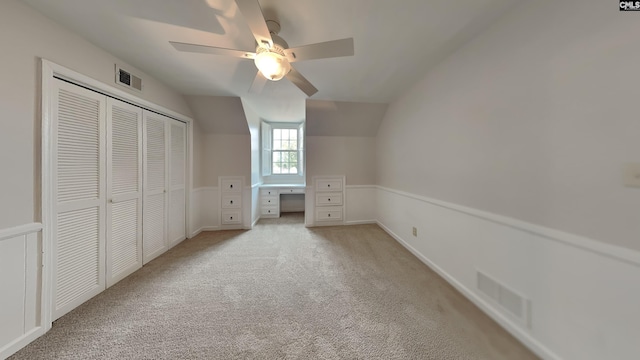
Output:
[{"xmin": 261, "ymin": 121, "xmax": 305, "ymax": 184}]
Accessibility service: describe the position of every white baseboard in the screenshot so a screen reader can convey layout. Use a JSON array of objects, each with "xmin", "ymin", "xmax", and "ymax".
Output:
[
  {"xmin": 0, "ymin": 326, "xmax": 45, "ymax": 359},
  {"xmin": 200, "ymin": 226, "xmax": 219, "ymax": 231},
  {"xmin": 344, "ymin": 220, "xmax": 377, "ymax": 226},
  {"xmin": 375, "ymin": 220, "xmax": 559, "ymax": 360},
  {"xmin": 191, "ymin": 226, "xmax": 219, "ymax": 238}
]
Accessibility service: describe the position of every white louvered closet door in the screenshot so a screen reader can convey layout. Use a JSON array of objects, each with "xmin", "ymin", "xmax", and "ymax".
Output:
[
  {"xmin": 143, "ymin": 112, "xmax": 169, "ymax": 264},
  {"xmin": 168, "ymin": 120, "xmax": 186, "ymax": 246},
  {"xmin": 106, "ymin": 98, "xmax": 143, "ymax": 287},
  {"xmin": 52, "ymin": 79, "xmax": 106, "ymax": 320}
]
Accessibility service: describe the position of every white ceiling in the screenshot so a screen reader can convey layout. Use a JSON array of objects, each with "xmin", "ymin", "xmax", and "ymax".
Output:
[{"xmin": 22, "ymin": 0, "xmax": 520, "ymax": 130}]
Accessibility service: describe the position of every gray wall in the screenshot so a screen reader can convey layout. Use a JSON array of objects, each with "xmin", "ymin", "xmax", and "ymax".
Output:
[
  {"xmin": 306, "ymin": 136, "xmax": 376, "ymax": 185},
  {"xmin": 0, "ymin": 0, "xmax": 193, "ymax": 229},
  {"xmin": 376, "ymin": 0, "xmax": 640, "ymax": 251}
]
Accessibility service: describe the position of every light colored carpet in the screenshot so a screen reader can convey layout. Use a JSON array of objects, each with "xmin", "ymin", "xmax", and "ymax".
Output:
[{"xmin": 10, "ymin": 212, "xmax": 537, "ymax": 359}]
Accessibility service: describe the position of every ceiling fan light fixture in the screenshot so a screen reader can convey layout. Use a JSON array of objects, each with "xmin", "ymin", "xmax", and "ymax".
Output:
[{"xmin": 254, "ymin": 47, "xmax": 290, "ymax": 81}]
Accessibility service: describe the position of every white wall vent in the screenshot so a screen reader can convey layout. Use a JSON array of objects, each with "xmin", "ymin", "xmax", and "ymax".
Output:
[
  {"xmin": 477, "ymin": 270, "xmax": 530, "ymax": 327},
  {"xmin": 115, "ymin": 65, "xmax": 143, "ymax": 92}
]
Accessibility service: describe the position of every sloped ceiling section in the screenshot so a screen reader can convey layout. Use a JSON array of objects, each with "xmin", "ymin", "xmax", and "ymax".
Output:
[
  {"xmin": 305, "ymin": 100, "xmax": 388, "ymax": 137},
  {"xmin": 22, "ymin": 0, "xmax": 521, "ymax": 102},
  {"xmin": 241, "ymin": 96, "xmax": 305, "ymax": 123},
  {"xmin": 186, "ymin": 95, "xmax": 248, "ymax": 134}
]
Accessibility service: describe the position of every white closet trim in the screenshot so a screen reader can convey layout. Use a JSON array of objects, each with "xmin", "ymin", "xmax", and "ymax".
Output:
[{"xmin": 41, "ymin": 59, "xmax": 195, "ymax": 329}]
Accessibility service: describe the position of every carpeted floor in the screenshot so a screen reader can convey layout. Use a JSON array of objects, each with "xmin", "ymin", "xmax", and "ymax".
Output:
[{"xmin": 10, "ymin": 212, "xmax": 537, "ymax": 359}]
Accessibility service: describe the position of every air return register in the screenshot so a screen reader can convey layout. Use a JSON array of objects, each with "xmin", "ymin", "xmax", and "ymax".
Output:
[
  {"xmin": 477, "ymin": 270, "xmax": 530, "ymax": 327},
  {"xmin": 115, "ymin": 65, "xmax": 143, "ymax": 92}
]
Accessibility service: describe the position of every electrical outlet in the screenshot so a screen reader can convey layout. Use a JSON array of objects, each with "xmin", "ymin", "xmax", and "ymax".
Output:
[{"xmin": 412, "ymin": 227, "xmax": 417, "ymax": 237}]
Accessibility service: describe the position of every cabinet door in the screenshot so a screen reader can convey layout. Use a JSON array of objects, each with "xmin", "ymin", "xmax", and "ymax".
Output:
[
  {"xmin": 106, "ymin": 98, "xmax": 143, "ymax": 287},
  {"xmin": 168, "ymin": 120, "xmax": 186, "ymax": 246},
  {"xmin": 52, "ymin": 79, "xmax": 106, "ymax": 320},
  {"xmin": 143, "ymin": 112, "xmax": 168, "ymax": 264}
]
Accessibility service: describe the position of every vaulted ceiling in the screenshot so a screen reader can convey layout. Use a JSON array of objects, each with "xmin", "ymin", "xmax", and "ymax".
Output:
[{"xmin": 22, "ymin": 0, "xmax": 521, "ymax": 131}]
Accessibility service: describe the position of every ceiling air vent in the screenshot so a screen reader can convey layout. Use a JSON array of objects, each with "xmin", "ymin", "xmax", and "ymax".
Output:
[{"xmin": 115, "ymin": 65, "xmax": 143, "ymax": 92}]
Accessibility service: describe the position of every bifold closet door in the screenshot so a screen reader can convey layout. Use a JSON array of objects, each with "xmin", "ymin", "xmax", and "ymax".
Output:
[
  {"xmin": 143, "ymin": 112, "xmax": 169, "ymax": 264},
  {"xmin": 168, "ymin": 120, "xmax": 186, "ymax": 246},
  {"xmin": 51, "ymin": 79, "xmax": 106, "ymax": 320},
  {"xmin": 106, "ymin": 98, "xmax": 143, "ymax": 287}
]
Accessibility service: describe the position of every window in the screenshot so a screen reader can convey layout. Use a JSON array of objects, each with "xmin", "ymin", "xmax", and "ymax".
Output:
[
  {"xmin": 262, "ymin": 122, "xmax": 304, "ymax": 179},
  {"xmin": 272, "ymin": 128, "xmax": 298, "ymax": 174}
]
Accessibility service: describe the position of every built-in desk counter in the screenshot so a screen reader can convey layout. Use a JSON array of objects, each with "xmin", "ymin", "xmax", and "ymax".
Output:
[{"xmin": 259, "ymin": 184, "xmax": 306, "ymax": 218}]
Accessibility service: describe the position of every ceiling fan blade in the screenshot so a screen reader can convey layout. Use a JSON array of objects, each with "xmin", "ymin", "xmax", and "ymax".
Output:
[
  {"xmin": 286, "ymin": 67, "xmax": 318, "ymax": 97},
  {"xmin": 248, "ymin": 71, "xmax": 267, "ymax": 94},
  {"xmin": 284, "ymin": 38, "xmax": 354, "ymax": 62},
  {"xmin": 170, "ymin": 41, "xmax": 255, "ymax": 59},
  {"xmin": 235, "ymin": 0, "xmax": 273, "ymax": 48}
]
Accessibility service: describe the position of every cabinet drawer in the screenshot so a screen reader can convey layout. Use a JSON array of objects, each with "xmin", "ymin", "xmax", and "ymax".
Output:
[
  {"xmin": 261, "ymin": 195, "xmax": 279, "ymax": 206},
  {"xmin": 261, "ymin": 189, "xmax": 278, "ymax": 196},
  {"xmin": 316, "ymin": 192, "xmax": 342, "ymax": 206},
  {"xmin": 221, "ymin": 210, "xmax": 241, "ymax": 224},
  {"xmin": 221, "ymin": 179, "xmax": 241, "ymax": 192},
  {"xmin": 280, "ymin": 188, "xmax": 305, "ymax": 194},
  {"xmin": 221, "ymin": 194, "xmax": 242, "ymax": 209},
  {"xmin": 315, "ymin": 207, "xmax": 343, "ymax": 222},
  {"xmin": 315, "ymin": 179, "xmax": 342, "ymax": 192},
  {"xmin": 261, "ymin": 206, "xmax": 279, "ymax": 217}
]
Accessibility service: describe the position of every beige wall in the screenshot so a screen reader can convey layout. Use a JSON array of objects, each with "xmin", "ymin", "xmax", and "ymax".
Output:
[
  {"xmin": 376, "ymin": 0, "xmax": 640, "ymax": 251},
  {"xmin": 191, "ymin": 119, "xmax": 205, "ymax": 189},
  {"xmin": 202, "ymin": 134, "xmax": 251, "ymax": 187},
  {"xmin": 240, "ymin": 99, "xmax": 263, "ymax": 186},
  {"xmin": 0, "ymin": 0, "xmax": 193, "ymax": 229},
  {"xmin": 306, "ymin": 136, "xmax": 376, "ymax": 185}
]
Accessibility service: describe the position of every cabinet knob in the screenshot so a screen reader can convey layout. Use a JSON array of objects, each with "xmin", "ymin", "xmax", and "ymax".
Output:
[
  {"xmin": 268, "ymin": 210, "xmax": 271, "ymax": 213},
  {"xmin": 327, "ymin": 184, "xmax": 330, "ymax": 187},
  {"xmin": 230, "ymin": 200, "xmax": 233, "ymax": 204},
  {"xmin": 230, "ymin": 216, "xmax": 233, "ymax": 220},
  {"xmin": 290, "ymin": 189, "xmax": 293, "ymax": 192},
  {"xmin": 268, "ymin": 200, "xmax": 271, "ymax": 203},
  {"xmin": 328, "ymin": 213, "xmax": 331, "ymax": 217},
  {"xmin": 328, "ymin": 198, "xmax": 331, "ymax": 202},
  {"xmin": 230, "ymin": 184, "xmax": 233, "ymax": 189}
]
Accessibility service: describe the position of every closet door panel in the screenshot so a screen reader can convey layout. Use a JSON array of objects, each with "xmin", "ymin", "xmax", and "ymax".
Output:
[
  {"xmin": 52, "ymin": 79, "xmax": 106, "ymax": 320},
  {"xmin": 168, "ymin": 121, "xmax": 186, "ymax": 246},
  {"xmin": 143, "ymin": 113, "xmax": 168, "ymax": 264},
  {"xmin": 106, "ymin": 99, "xmax": 143, "ymax": 287}
]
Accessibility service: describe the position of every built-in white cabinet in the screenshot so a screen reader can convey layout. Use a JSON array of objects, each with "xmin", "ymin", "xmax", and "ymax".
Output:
[
  {"xmin": 220, "ymin": 176, "xmax": 244, "ymax": 228},
  {"xmin": 260, "ymin": 188, "xmax": 279, "ymax": 218},
  {"xmin": 141, "ymin": 112, "xmax": 186, "ymax": 264},
  {"xmin": 168, "ymin": 122, "xmax": 187, "ymax": 246},
  {"xmin": 106, "ymin": 98, "xmax": 143, "ymax": 287},
  {"xmin": 313, "ymin": 176, "xmax": 345, "ymax": 225},
  {"xmin": 142, "ymin": 112, "xmax": 168, "ymax": 264},
  {"xmin": 51, "ymin": 80, "xmax": 107, "ymax": 320},
  {"xmin": 50, "ymin": 78, "xmax": 187, "ymax": 321},
  {"xmin": 259, "ymin": 186, "xmax": 306, "ymax": 218}
]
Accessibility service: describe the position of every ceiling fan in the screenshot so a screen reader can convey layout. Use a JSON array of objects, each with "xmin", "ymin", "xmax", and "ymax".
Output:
[{"xmin": 169, "ymin": 0, "xmax": 354, "ymax": 97}]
